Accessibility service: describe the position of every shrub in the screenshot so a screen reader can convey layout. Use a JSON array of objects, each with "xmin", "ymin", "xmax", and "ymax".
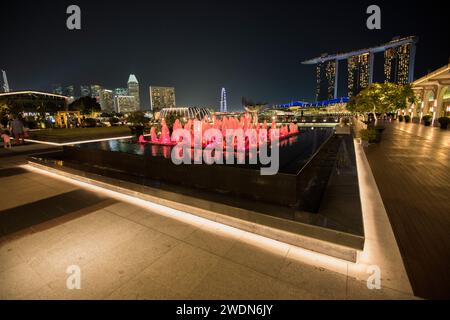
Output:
[
  {"xmin": 404, "ymin": 115, "xmax": 411, "ymax": 123},
  {"xmin": 422, "ymin": 115, "xmax": 432, "ymax": 126},
  {"xmin": 438, "ymin": 117, "xmax": 449, "ymax": 125},
  {"xmin": 398, "ymin": 115, "xmax": 404, "ymax": 122},
  {"xmin": 82, "ymin": 118, "xmax": 97, "ymax": 127},
  {"xmin": 109, "ymin": 117, "xmax": 120, "ymax": 126},
  {"xmin": 422, "ymin": 115, "xmax": 432, "ymax": 122},
  {"xmin": 360, "ymin": 128, "xmax": 377, "ymax": 142},
  {"xmin": 127, "ymin": 111, "xmax": 148, "ymax": 127},
  {"xmin": 438, "ymin": 117, "xmax": 449, "ymax": 129}
]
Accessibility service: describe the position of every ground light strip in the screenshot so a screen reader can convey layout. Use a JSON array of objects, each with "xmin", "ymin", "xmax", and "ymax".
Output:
[
  {"xmin": 24, "ymin": 134, "xmax": 151, "ymax": 146},
  {"xmin": 21, "ymin": 163, "xmax": 364, "ymax": 276}
]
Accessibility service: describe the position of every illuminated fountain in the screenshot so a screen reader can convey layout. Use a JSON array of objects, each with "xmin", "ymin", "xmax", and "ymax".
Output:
[{"xmin": 138, "ymin": 113, "xmax": 299, "ymax": 150}]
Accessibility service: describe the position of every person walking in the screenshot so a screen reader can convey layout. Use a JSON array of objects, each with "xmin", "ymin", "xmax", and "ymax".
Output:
[
  {"xmin": 1, "ymin": 129, "xmax": 12, "ymax": 149},
  {"xmin": 10, "ymin": 115, "xmax": 25, "ymax": 145}
]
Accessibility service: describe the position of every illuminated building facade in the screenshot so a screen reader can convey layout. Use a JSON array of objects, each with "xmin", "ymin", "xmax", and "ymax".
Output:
[
  {"xmin": 99, "ymin": 89, "xmax": 114, "ymax": 112},
  {"xmin": 63, "ymin": 85, "xmax": 75, "ymax": 97},
  {"xmin": 220, "ymin": 88, "xmax": 228, "ymax": 112},
  {"xmin": 384, "ymin": 42, "xmax": 416, "ymax": 85},
  {"xmin": 116, "ymin": 95, "xmax": 138, "ymax": 113},
  {"xmin": 149, "ymin": 86, "xmax": 176, "ymax": 113},
  {"xmin": 1, "ymin": 70, "xmax": 10, "ymax": 93},
  {"xmin": 114, "ymin": 87, "xmax": 128, "ymax": 96},
  {"xmin": 303, "ymin": 36, "xmax": 417, "ymax": 100},
  {"xmin": 80, "ymin": 85, "xmax": 91, "ymax": 97},
  {"xmin": 90, "ymin": 84, "xmax": 102, "ymax": 99},
  {"xmin": 52, "ymin": 84, "xmax": 63, "ymax": 95},
  {"xmin": 127, "ymin": 74, "xmax": 140, "ymax": 110},
  {"xmin": 347, "ymin": 53, "xmax": 372, "ymax": 98},
  {"xmin": 406, "ymin": 63, "xmax": 450, "ymax": 126},
  {"xmin": 316, "ymin": 60, "xmax": 338, "ymax": 101}
]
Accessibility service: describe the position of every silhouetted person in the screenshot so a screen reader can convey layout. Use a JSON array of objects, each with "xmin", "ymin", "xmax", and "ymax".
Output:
[{"xmin": 10, "ymin": 116, "xmax": 25, "ymax": 145}]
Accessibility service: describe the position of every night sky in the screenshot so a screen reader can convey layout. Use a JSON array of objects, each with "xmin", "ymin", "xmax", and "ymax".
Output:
[{"xmin": 2, "ymin": 0, "xmax": 449, "ymax": 111}]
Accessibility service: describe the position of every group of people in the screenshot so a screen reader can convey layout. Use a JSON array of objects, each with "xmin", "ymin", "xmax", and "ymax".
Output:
[{"xmin": 1, "ymin": 116, "xmax": 26, "ymax": 149}]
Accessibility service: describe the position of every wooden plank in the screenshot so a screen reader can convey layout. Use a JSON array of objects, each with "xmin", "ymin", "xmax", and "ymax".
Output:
[{"xmin": 365, "ymin": 122, "xmax": 450, "ymax": 299}]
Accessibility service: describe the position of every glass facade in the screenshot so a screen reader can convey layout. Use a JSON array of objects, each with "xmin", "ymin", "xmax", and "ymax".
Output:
[{"xmin": 149, "ymin": 86, "xmax": 176, "ymax": 113}]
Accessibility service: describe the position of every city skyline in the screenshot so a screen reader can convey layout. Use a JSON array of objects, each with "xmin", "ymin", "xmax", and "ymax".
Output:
[{"xmin": 2, "ymin": 0, "xmax": 449, "ymax": 110}]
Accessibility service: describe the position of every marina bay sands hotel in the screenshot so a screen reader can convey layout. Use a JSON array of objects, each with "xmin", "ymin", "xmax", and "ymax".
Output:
[{"xmin": 303, "ymin": 36, "xmax": 418, "ymax": 101}]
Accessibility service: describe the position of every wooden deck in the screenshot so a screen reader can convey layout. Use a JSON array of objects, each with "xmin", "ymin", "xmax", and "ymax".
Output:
[{"xmin": 365, "ymin": 121, "xmax": 450, "ymax": 299}]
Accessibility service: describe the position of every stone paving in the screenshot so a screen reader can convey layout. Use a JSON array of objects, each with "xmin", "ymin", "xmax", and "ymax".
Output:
[{"xmin": 0, "ymin": 144, "xmax": 417, "ymax": 300}]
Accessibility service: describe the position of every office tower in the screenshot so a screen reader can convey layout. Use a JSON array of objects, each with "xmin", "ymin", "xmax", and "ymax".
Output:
[
  {"xmin": 113, "ymin": 88, "xmax": 128, "ymax": 112},
  {"xmin": 316, "ymin": 60, "xmax": 338, "ymax": 101},
  {"xmin": 384, "ymin": 42, "xmax": 416, "ymax": 84},
  {"xmin": 99, "ymin": 89, "xmax": 115, "ymax": 112},
  {"xmin": 220, "ymin": 88, "xmax": 228, "ymax": 112},
  {"xmin": 52, "ymin": 84, "xmax": 63, "ymax": 95},
  {"xmin": 347, "ymin": 53, "xmax": 371, "ymax": 98},
  {"xmin": 1, "ymin": 70, "xmax": 10, "ymax": 93},
  {"xmin": 80, "ymin": 85, "xmax": 91, "ymax": 97},
  {"xmin": 149, "ymin": 86, "xmax": 176, "ymax": 113},
  {"xmin": 127, "ymin": 74, "xmax": 140, "ymax": 110},
  {"xmin": 63, "ymin": 85, "xmax": 75, "ymax": 97},
  {"xmin": 116, "ymin": 95, "xmax": 138, "ymax": 113},
  {"xmin": 90, "ymin": 84, "xmax": 102, "ymax": 99},
  {"xmin": 114, "ymin": 87, "xmax": 128, "ymax": 96}
]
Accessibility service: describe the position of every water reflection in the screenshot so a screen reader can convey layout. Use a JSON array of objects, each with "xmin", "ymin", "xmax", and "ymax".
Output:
[{"xmin": 75, "ymin": 127, "xmax": 334, "ymax": 173}]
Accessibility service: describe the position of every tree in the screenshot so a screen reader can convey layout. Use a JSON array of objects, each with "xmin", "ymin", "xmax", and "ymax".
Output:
[
  {"xmin": 69, "ymin": 96, "xmax": 101, "ymax": 115},
  {"xmin": 347, "ymin": 83, "xmax": 418, "ymax": 119},
  {"xmin": 162, "ymin": 111, "xmax": 178, "ymax": 129},
  {"xmin": 126, "ymin": 111, "xmax": 149, "ymax": 127}
]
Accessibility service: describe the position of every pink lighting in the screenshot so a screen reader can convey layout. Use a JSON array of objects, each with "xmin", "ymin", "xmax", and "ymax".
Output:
[{"xmin": 138, "ymin": 113, "xmax": 300, "ymax": 150}]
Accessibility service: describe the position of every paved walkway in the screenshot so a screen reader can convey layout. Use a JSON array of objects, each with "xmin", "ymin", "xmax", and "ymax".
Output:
[
  {"xmin": 0, "ymin": 144, "xmax": 415, "ymax": 300},
  {"xmin": 0, "ymin": 143, "xmax": 59, "ymax": 159},
  {"xmin": 365, "ymin": 122, "xmax": 450, "ymax": 299}
]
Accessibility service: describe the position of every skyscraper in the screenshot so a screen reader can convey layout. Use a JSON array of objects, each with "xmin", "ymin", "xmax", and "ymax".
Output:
[
  {"xmin": 99, "ymin": 89, "xmax": 114, "ymax": 112},
  {"xmin": 1, "ymin": 70, "xmax": 10, "ymax": 93},
  {"xmin": 116, "ymin": 95, "xmax": 138, "ymax": 113},
  {"xmin": 303, "ymin": 36, "xmax": 417, "ymax": 100},
  {"xmin": 127, "ymin": 74, "xmax": 140, "ymax": 110},
  {"xmin": 347, "ymin": 53, "xmax": 371, "ymax": 98},
  {"xmin": 384, "ymin": 42, "xmax": 416, "ymax": 85},
  {"xmin": 90, "ymin": 84, "xmax": 102, "ymax": 100},
  {"xmin": 149, "ymin": 86, "xmax": 176, "ymax": 113},
  {"xmin": 63, "ymin": 85, "xmax": 75, "ymax": 97},
  {"xmin": 80, "ymin": 85, "xmax": 91, "ymax": 97},
  {"xmin": 316, "ymin": 60, "xmax": 338, "ymax": 101},
  {"xmin": 52, "ymin": 84, "xmax": 63, "ymax": 95},
  {"xmin": 220, "ymin": 88, "xmax": 228, "ymax": 112},
  {"xmin": 114, "ymin": 88, "xmax": 128, "ymax": 96}
]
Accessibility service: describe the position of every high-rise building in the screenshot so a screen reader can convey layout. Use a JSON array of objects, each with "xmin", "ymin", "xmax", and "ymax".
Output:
[
  {"xmin": 303, "ymin": 36, "xmax": 417, "ymax": 100},
  {"xmin": 384, "ymin": 42, "xmax": 416, "ymax": 85},
  {"xmin": 149, "ymin": 86, "xmax": 176, "ymax": 113},
  {"xmin": 1, "ymin": 70, "xmax": 10, "ymax": 93},
  {"xmin": 316, "ymin": 60, "xmax": 338, "ymax": 101},
  {"xmin": 127, "ymin": 74, "xmax": 140, "ymax": 110},
  {"xmin": 90, "ymin": 84, "xmax": 102, "ymax": 99},
  {"xmin": 63, "ymin": 85, "xmax": 75, "ymax": 97},
  {"xmin": 80, "ymin": 85, "xmax": 91, "ymax": 97},
  {"xmin": 114, "ymin": 87, "xmax": 128, "ymax": 96},
  {"xmin": 52, "ymin": 84, "xmax": 63, "ymax": 95},
  {"xmin": 347, "ymin": 53, "xmax": 371, "ymax": 98},
  {"xmin": 99, "ymin": 89, "xmax": 115, "ymax": 112},
  {"xmin": 113, "ymin": 88, "xmax": 128, "ymax": 112},
  {"xmin": 116, "ymin": 95, "xmax": 138, "ymax": 113},
  {"xmin": 220, "ymin": 88, "xmax": 228, "ymax": 112}
]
